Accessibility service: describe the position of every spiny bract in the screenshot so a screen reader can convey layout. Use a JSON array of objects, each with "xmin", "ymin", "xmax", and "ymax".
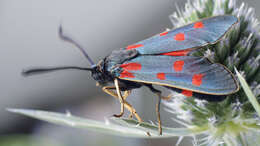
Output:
[{"xmin": 163, "ymin": 0, "xmax": 260, "ymax": 145}]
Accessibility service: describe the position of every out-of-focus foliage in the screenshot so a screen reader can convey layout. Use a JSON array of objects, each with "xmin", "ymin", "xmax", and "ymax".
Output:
[{"xmin": 0, "ymin": 135, "xmax": 62, "ymax": 146}]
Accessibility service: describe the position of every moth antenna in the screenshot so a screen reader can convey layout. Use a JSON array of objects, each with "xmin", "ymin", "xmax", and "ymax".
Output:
[
  {"xmin": 58, "ymin": 25, "xmax": 95, "ymax": 67},
  {"xmin": 22, "ymin": 66, "xmax": 92, "ymax": 76}
]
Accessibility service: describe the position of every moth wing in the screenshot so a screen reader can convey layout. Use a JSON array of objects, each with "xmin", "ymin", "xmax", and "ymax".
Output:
[
  {"xmin": 124, "ymin": 15, "xmax": 238, "ymax": 55},
  {"xmin": 115, "ymin": 55, "xmax": 239, "ymax": 95}
]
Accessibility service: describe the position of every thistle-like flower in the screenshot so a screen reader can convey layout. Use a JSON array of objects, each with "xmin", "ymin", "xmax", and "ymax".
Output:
[{"xmin": 164, "ymin": 0, "xmax": 260, "ymax": 145}]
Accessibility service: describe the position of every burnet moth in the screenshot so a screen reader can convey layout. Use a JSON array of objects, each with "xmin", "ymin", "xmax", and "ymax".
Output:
[{"xmin": 23, "ymin": 15, "xmax": 239, "ymax": 135}]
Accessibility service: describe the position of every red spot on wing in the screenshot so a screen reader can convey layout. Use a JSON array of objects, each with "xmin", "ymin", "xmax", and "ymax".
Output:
[
  {"xmin": 126, "ymin": 44, "xmax": 143, "ymax": 50},
  {"xmin": 120, "ymin": 62, "xmax": 142, "ymax": 71},
  {"xmin": 174, "ymin": 33, "xmax": 185, "ymax": 41},
  {"xmin": 160, "ymin": 50, "xmax": 191, "ymax": 56},
  {"xmin": 160, "ymin": 31, "xmax": 168, "ymax": 36},
  {"xmin": 194, "ymin": 22, "xmax": 204, "ymax": 29},
  {"xmin": 156, "ymin": 73, "xmax": 166, "ymax": 80},
  {"xmin": 182, "ymin": 90, "xmax": 193, "ymax": 97},
  {"xmin": 192, "ymin": 74, "xmax": 204, "ymax": 86},
  {"xmin": 173, "ymin": 60, "xmax": 184, "ymax": 72},
  {"xmin": 120, "ymin": 70, "xmax": 135, "ymax": 78}
]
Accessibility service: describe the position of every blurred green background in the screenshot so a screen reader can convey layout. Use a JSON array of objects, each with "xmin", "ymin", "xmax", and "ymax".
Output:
[{"xmin": 1, "ymin": 0, "xmax": 259, "ymax": 145}]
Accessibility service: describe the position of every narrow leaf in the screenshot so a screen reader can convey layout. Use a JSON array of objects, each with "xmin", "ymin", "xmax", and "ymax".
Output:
[
  {"xmin": 235, "ymin": 68, "xmax": 260, "ymax": 116},
  {"xmin": 7, "ymin": 108, "xmax": 205, "ymax": 138},
  {"xmin": 112, "ymin": 117, "xmax": 208, "ymax": 136}
]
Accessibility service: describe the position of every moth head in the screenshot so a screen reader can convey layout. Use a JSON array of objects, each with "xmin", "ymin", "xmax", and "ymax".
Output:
[{"xmin": 90, "ymin": 60, "xmax": 113, "ymax": 86}]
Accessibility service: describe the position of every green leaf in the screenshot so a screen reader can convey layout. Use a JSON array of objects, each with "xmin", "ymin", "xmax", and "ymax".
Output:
[
  {"xmin": 235, "ymin": 68, "xmax": 260, "ymax": 116},
  {"xmin": 7, "ymin": 108, "xmax": 207, "ymax": 138}
]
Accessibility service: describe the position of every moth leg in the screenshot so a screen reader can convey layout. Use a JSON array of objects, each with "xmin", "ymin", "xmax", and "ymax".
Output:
[
  {"xmin": 102, "ymin": 86, "xmax": 121, "ymax": 98},
  {"xmin": 161, "ymin": 94, "xmax": 172, "ymax": 101},
  {"xmin": 123, "ymin": 90, "xmax": 134, "ymax": 118},
  {"xmin": 122, "ymin": 90, "xmax": 131, "ymax": 100},
  {"xmin": 146, "ymin": 85, "xmax": 163, "ymax": 135},
  {"xmin": 156, "ymin": 93, "xmax": 162, "ymax": 135},
  {"xmin": 121, "ymin": 90, "xmax": 138, "ymax": 119},
  {"xmin": 114, "ymin": 79, "xmax": 125, "ymax": 117},
  {"xmin": 102, "ymin": 86, "xmax": 130, "ymax": 99},
  {"xmin": 125, "ymin": 101, "xmax": 142, "ymax": 122},
  {"xmin": 102, "ymin": 86, "xmax": 142, "ymax": 122}
]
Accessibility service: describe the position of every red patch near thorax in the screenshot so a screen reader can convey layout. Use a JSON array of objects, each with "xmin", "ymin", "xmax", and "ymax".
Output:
[
  {"xmin": 194, "ymin": 22, "xmax": 204, "ymax": 29},
  {"xmin": 119, "ymin": 70, "xmax": 135, "ymax": 78},
  {"xmin": 192, "ymin": 74, "xmax": 204, "ymax": 86},
  {"xmin": 126, "ymin": 44, "xmax": 143, "ymax": 50},
  {"xmin": 173, "ymin": 60, "xmax": 185, "ymax": 72},
  {"xmin": 182, "ymin": 90, "xmax": 193, "ymax": 97},
  {"xmin": 174, "ymin": 33, "xmax": 185, "ymax": 41},
  {"xmin": 156, "ymin": 73, "xmax": 166, "ymax": 80},
  {"xmin": 120, "ymin": 62, "xmax": 142, "ymax": 71}
]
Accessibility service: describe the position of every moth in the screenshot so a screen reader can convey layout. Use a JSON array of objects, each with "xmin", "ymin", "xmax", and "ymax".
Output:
[{"xmin": 23, "ymin": 15, "xmax": 239, "ymax": 135}]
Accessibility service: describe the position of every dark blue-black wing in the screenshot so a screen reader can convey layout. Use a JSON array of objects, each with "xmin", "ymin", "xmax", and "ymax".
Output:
[
  {"xmin": 113, "ymin": 55, "xmax": 239, "ymax": 95},
  {"xmin": 124, "ymin": 15, "xmax": 238, "ymax": 55}
]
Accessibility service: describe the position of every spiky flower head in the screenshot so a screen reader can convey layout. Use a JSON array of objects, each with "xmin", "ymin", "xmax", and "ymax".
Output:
[{"xmin": 163, "ymin": 0, "xmax": 260, "ymax": 145}]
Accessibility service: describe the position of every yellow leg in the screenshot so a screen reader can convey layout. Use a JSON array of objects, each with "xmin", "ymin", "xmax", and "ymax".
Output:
[
  {"xmin": 161, "ymin": 94, "xmax": 172, "ymax": 101},
  {"xmin": 108, "ymin": 79, "xmax": 123, "ymax": 117},
  {"xmin": 102, "ymin": 86, "xmax": 130, "ymax": 100},
  {"xmin": 124, "ymin": 102, "xmax": 142, "ymax": 122},
  {"xmin": 146, "ymin": 85, "xmax": 164, "ymax": 135},
  {"xmin": 122, "ymin": 90, "xmax": 131, "ymax": 100},
  {"xmin": 155, "ymin": 93, "xmax": 162, "ymax": 135},
  {"xmin": 102, "ymin": 85, "xmax": 142, "ymax": 122}
]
